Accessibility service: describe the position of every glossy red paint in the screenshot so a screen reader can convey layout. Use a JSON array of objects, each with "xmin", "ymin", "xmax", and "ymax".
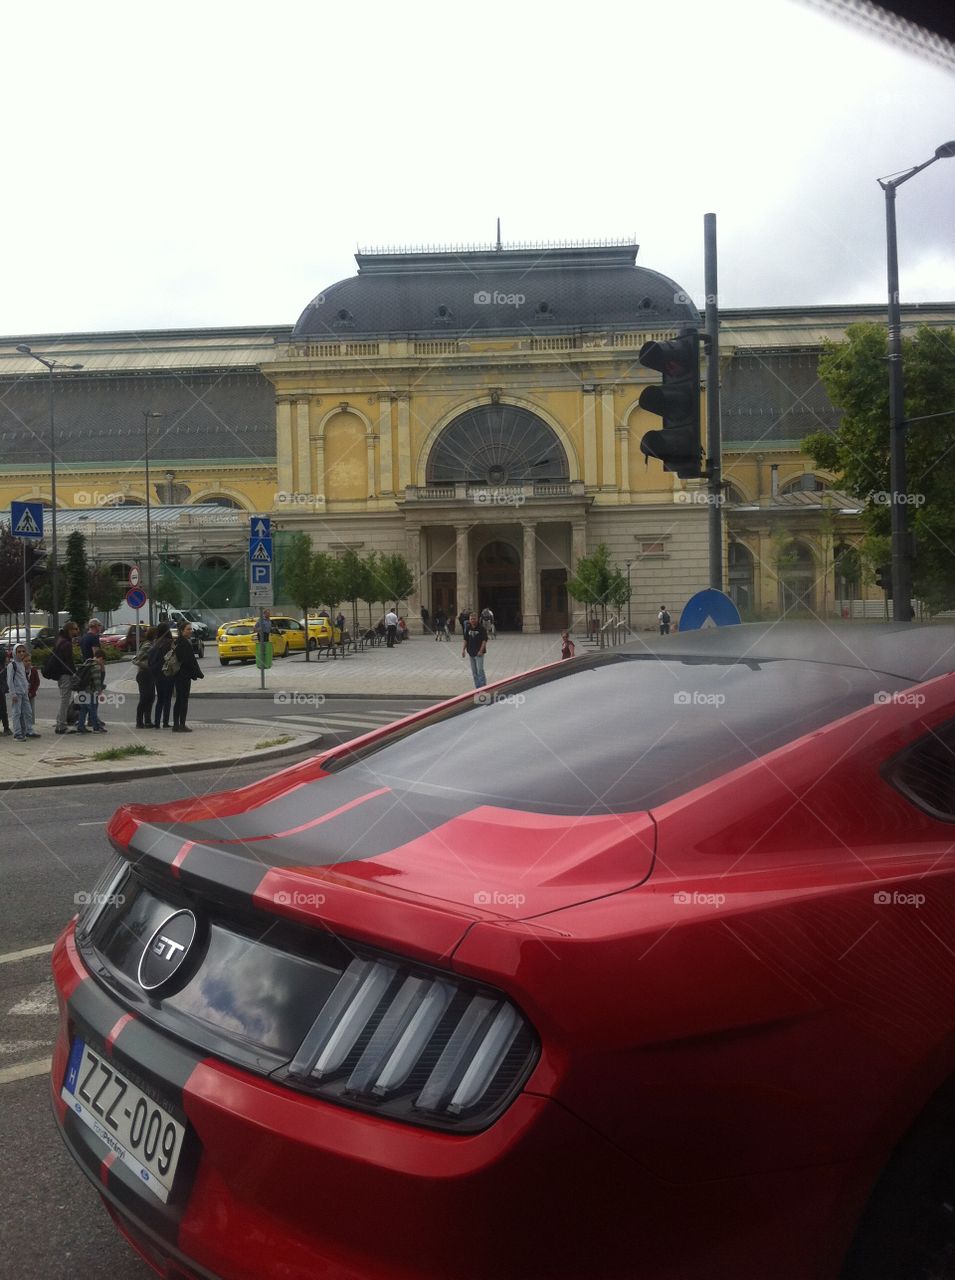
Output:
[{"xmin": 51, "ymin": 637, "xmax": 955, "ymax": 1280}]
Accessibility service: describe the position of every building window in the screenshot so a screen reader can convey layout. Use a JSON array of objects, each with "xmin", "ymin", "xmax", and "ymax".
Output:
[
  {"xmin": 781, "ymin": 473, "xmax": 828, "ymax": 495},
  {"xmin": 427, "ymin": 404, "xmax": 569, "ymax": 486}
]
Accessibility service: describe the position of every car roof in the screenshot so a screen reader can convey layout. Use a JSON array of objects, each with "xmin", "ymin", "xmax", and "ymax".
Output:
[{"xmin": 616, "ymin": 622, "xmax": 955, "ymax": 684}]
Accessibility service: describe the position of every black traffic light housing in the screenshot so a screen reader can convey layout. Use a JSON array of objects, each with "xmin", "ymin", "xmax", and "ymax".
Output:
[
  {"xmin": 875, "ymin": 564, "xmax": 893, "ymax": 596},
  {"xmin": 638, "ymin": 328, "xmax": 703, "ymax": 479}
]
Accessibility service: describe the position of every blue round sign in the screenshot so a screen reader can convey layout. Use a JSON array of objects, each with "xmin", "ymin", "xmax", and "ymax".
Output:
[
  {"xmin": 126, "ymin": 587, "xmax": 147, "ymax": 610},
  {"xmin": 678, "ymin": 589, "xmax": 742, "ymax": 631}
]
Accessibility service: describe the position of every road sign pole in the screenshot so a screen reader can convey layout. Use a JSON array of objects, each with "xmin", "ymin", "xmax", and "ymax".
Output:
[
  {"xmin": 260, "ymin": 607, "xmax": 266, "ymax": 690},
  {"xmin": 22, "ymin": 541, "xmax": 30, "ymax": 643}
]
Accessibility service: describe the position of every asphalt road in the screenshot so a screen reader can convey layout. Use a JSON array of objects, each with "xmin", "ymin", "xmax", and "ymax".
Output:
[{"xmin": 0, "ymin": 697, "xmax": 435, "ymax": 1280}]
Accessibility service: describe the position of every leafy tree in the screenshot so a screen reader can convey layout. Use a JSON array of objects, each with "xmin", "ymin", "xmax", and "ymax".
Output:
[
  {"xmin": 378, "ymin": 552, "xmax": 415, "ymax": 610},
  {"xmin": 0, "ymin": 524, "xmax": 25, "ymax": 618},
  {"xmin": 567, "ymin": 543, "xmax": 629, "ymax": 626},
  {"xmin": 64, "ymin": 531, "xmax": 91, "ymax": 624},
  {"xmin": 803, "ymin": 322, "xmax": 955, "ymax": 612},
  {"xmin": 88, "ymin": 564, "xmax": 125, "ymax": 617},
  {"xmin": 360, "ymin": 549, "xmax": 383, "ymax": 629},
  {"xmin": 283, "ymin": 533, "xmax": 323, "ymax": 662},
  {"xmin": 154, "ymin": 571, "xmax": 184, "ymax": 611},
  {"xmin": 313, "ymin": 551, "xmax": 342, "ymax": 618},
  {"xmin": 336, "ymin": 548, "xmax": 369, "ymax": 637}
]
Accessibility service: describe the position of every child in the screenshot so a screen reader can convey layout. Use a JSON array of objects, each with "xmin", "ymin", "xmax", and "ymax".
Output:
[
  {"xmin": 561, "ymin": 631, "xmax": 575, "ymax": 660},
  {"xmin": 74, "ymin": 648, "xmax": 108, "ymax": 734}
]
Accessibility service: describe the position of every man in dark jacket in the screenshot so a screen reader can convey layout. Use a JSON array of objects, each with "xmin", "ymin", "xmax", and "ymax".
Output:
[
  {"xmin": 171, "ymin": 622, "xmax": 204, "ymax": 732},
  {"xmin": 0, "ymin": 648, "xmax": 11, "ymax": 736},
  {"xmin": 53, "ymin": 622, "xmax": 80, "ymax": 734},
  {"xmin": 79, "ymin": 619, "xmax": 104, "ymax": 662}
]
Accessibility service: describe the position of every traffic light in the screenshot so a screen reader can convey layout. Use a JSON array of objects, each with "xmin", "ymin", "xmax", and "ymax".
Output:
[
  {"xmin": 875, "ymin": 564, "xmax": 893, "ymax": 596},
  {"xmin": 638, "ymin": 329, "xmax": 703, "ymax": 479}
]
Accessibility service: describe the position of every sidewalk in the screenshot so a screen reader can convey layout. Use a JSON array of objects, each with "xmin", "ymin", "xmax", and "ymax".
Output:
[{"xmin": 0, "ymin": 719, "xmax": 322, "ymax": 789}]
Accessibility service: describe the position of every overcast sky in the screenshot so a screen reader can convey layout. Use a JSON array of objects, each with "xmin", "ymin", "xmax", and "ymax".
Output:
[{"xmin": 2, "ymin": 0, "xmax": 952, "ymax": 336}]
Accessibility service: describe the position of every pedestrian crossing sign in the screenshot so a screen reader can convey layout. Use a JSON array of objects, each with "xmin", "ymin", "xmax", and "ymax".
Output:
[{"xmin": 10, "ymin": 501, "xmax": 44, "ymax": 540}]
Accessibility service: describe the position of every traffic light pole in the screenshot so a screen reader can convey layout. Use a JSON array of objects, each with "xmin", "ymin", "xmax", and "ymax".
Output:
[{"xmin": 704, "ymin": 213, "xmax": 722, "ymax": 592}]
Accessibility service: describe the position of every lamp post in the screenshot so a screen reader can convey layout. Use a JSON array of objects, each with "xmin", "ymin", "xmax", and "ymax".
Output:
[
  {"xmin": 878, "ymin": 141, "xmax": 955, "ymax": 622},
  {"xmin": 15, "ymin": 346, "xmax": 84, "ymax": 627},
  {"xmin": 142, "ymin": 410, "xmax": 166, "ymax": 626}
]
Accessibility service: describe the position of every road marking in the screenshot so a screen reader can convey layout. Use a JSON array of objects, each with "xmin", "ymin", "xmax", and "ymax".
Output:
[
  {"xmin": 0, "ymin": 1039, "xmax": 52, "ymax": 1057},
  {"xmin": 0, "ymin": 943, "xmax": 54, "ymax": 966},
  {"xmin": 0, "ymin": 1057, "xmax": 51, "ymax": 1085},
  {"xmin": 8, "ymin": 982, "xmax": 58, "ymax": 1016},
  {"xmin": 77, "ymin": 820, "xmax": 108, "ymax": 826}
]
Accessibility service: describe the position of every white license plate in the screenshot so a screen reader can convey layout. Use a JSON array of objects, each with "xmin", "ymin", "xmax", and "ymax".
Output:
[{"xmin": 61, "ymin": 1039, "xmax": 185, "ymax": 1203}]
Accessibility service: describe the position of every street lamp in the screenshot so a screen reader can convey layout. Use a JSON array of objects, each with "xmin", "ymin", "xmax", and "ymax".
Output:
[
  {"xmin": 15, "ymin": 345, "xmax": 84, "ymax": 627},
  {"xmin": 142, "ymin": 410, "xmax": 165, "ymax": 625},
  {"xmin": 878, "ymin": 141, "xmax": 955, "ymax": 622}
]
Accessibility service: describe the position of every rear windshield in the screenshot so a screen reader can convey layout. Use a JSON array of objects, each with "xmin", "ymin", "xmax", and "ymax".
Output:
[{"xmin": 329, "ymin": 656, "xmax": 915, "ymax": 814}]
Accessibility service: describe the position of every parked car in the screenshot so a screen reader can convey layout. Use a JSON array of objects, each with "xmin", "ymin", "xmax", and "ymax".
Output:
[
  {"xmin": 216, "ymin": 620, "xmax": 288, "ymax": 664},
  {"xmin": 98, "ymin": 627, "xmax": 134, "ymax": 652},
  {"xmin": 162, "ymin": 608, "xmax": 212, "ymax": 642},
  {"xmin": 51, "ymin": 624, "xmax": 955, "ymax": 1280},
  {"xmin": 268, "ymin": 615, "xmax": 308, "ymax": 652},
  {"xmin": 0, "ymin": 624, "xmax": 56, "ymax": 650},
  {"xmin": 305, "ymin": 613, "xmax": 343, "ymax": 649}
]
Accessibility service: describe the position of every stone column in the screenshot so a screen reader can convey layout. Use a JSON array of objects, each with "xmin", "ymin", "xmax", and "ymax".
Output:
[
  {"xmin": 582, "ymin": 388, "xmax": 598, "ymax": 488},
  {"xmin": 600, "ymin": 388, "xmax": 616, "ymax": 490},
  {"xmin": 276, "ymin": 396, "xmax": 293, "ymax": 499},
  {"xmin": 378, "ymin": 394, "xmax": 394, "ymax": 494},
  {"xmin": 366, "ymin": 430, "xmax": 377, "ymax": 498},
  {"xmin": 522, "ymin": 521, "xmax": 540, "ymax": 633},
  {"xmin": 406, "ymin": 524, "xmax": 423, "ymax": 633},
  {"xmin": 314, "ymin": 436, "xmax": 326, "ymax": 506},
  {"xmin": 294, "ymin": 398, "xmax": 310, "ymax": 496},
  {"xmin": 454, "ymin": 523, "xmax": 471, "ymax": 616},
  {"xmin": 571, "ymin": 521, "xmax": 587, "ymax": 633},
  {"xmin": 396, "ymin": 395, "xmax": 412, "ymax": 493},
  {"xmin": 616, "ymin": 425, "xmax": 631, "ymax": 498}
]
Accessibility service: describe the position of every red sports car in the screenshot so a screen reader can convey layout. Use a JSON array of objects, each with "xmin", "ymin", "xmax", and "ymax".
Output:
[{"xmin": 51, "ymin": 624, "xmax": 955, "ymax": 1280}]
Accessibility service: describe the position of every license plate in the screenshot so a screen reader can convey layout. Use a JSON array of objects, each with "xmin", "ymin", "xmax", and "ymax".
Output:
[{"xmin": 61, "ymin": 1039, "xmax": 185, "ymax": 1203}]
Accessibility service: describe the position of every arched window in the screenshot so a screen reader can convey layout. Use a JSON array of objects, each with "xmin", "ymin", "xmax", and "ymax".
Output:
[
  {"xmin": 427, "ymin": 405, "xmax": 569, "ymax": 486},
  {"xmin": 194, "ymin": 495, "xmax": 244, "ymax": 510},
  {"xmin": 781, "ymin": 474, "xmax": 828, "ymax": 495},
  {"xmin": 724, "ymin": 483, "xmax": 747, "ymax": 505}
]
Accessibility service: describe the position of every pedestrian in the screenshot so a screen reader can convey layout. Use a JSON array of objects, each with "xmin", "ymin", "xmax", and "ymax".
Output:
[
  {"xmin": 124, "ymin": 625, "xmax": 138, "ymax": 651},
  {"xmin": 658, "ymin": 605, "xmax": 672, "ymax": 636},
  {"xmin": 462, "ymin": 610, "xmax": 489, "ymax": 689},
  {"xmin": 397, "ymin": 616, "xmax": 408, "ymax": 642},
  {"xmin": 171, "ymin": 622, "xmax": 204, "ymax": 731},
  {"xmin": 80, "ymin": 618, "xmax": 104, "ymax": 662},
  {"xmin": 254, "ymin": 609, "xmax": 272, "ymax": 646},
  {"xmin": 385, "ymin": 607, "xmax": 398, "ymax": 647},
  {"xmin": 0, "ymin": 648, "xmax": 11, "ymax": 737},
  {"xmin": 9, "ymin": 644, "xmax": 41, "ymax": 739},
  {"xmin": 480, "ymin": 606, "xmax": 495, "ymax": 638},
  {"xmin": 23, "ymin": 647, "xmax": 39, "ymax": 723},
  {"xmin": 560, "ymin": 631, "xmax": 575, "ymax": 660},
  {"xmin": 420, "ymin": 605, "xmax": 430, "ymax": 634},
  {"xmin": 51, "ymin": 622, "xmax": 80, "ymax": 734},
  {"xmin": 133, "ymin": 625, "xmax": 157, "ymax": 728},
  {"xmin": 458, "ymin": 608, "xmax": 469, "ymax": 636},
  {"xmin": 74, "ymin": 649, "xmax": 107, "ymax": 734},
  {"xmin": 335, "ymin": 610, "xmax": 345, "ymax": 635},
  {"xmin": 149, "ymin": 623, "xmax": 175, "ymax": 729}
]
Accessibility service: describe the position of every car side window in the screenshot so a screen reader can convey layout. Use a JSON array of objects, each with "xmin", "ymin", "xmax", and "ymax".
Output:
[{"xmin": 885, "ymin": 720, "xmax": 955, "ymax": 822}]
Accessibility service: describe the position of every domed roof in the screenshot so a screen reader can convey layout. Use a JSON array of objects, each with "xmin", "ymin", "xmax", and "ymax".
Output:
[{"xmin": 293, "ymin": 243, "xmax": 700, "ymax": 339}]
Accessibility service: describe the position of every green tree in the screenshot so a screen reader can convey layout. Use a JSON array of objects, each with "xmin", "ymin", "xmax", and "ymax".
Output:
[
  {"xmin": 567, "ymin": 543, "xmax": 629, "ymax": 627},
  {"xmin": 88, "ymin": 564, "xmax": 125, "ymax": 617},
  {"xmin": 154, "ymin": 572, "xmax": 184, "ymax": 612},
  {"xmin": 64, "ymin": 531, "xmax": 91, "ymax": 624},
  {"xmin": 360, "ymin": 550, "xmax": 383, "ymax": 629},
  {"xmin": 377, "ymin": 552, "xmax": 415, "ymax": 610},
  {"xmin": 336, "ymin": 548, "xmax": 369, "ymax": 637},
  {"xmin": 283, "ymin": 533, "xmax": 323, "ymax": 662},
  {"xmin": 803, "ymin": 322, "xmax": 955, "ymax": 612}
]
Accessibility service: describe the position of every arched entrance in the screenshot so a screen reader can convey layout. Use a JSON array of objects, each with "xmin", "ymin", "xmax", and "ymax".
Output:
[
  {"xmin": 477, "ymin": 541, "xmax": 522, "ymax": 630},
  {"xmin": 777, "ymin": 540, "xmax": 816, "ymax": 616}
]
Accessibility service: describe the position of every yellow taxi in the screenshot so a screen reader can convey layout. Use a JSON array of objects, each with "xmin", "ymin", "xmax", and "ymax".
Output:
[
  {"xmin": 268, "ymin": 615, "xmax": 309, "ymax": 652},
  {"xmin": 305, "ymin": 614, "xmax": 343, "ymax": 650},
  {"xmin": 217, "ymin": 621, "xmax": 289, "ymax": 664}
]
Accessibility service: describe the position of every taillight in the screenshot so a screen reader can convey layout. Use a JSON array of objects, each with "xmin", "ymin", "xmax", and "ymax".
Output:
[{"xmin": 282, "ymin": 955, "xmax": 537, "ymax": 1132}]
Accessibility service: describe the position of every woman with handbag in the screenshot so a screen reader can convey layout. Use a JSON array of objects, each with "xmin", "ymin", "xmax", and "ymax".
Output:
[
  {"xmin": 149, "ymin": 623, "xmax": 175, "ymax": 729},
  {"xmin": 171, "ymin": 623, "xmax": 204, "ymax": 732},
  {"xmin": 133, "ymin": 626, "xmax": 157, "ymax": 728}
]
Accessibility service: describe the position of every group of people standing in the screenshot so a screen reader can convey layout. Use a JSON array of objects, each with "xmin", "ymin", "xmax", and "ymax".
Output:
[{"xmin": 131, "ymin": 621, "xmax": 204, "ymax": 731}]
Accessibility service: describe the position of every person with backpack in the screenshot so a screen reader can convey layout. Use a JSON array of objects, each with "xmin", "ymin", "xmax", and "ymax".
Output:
[
  {"xmin": 658, "ymin": 606, "xmax": 672, "ymax": 636},
  {"xmin": 132, "ymin": 626, "xmax": 157, "ymax": 728},
  {"xmin": 49, "ymin": 622, "xmax": 80, "ymax": 734},
  {"xmin": 149, "ymin": 623, "xmax": 175, "ymax": 729},
  {"xmin": 73, "ymin": 649, "xmax": 107, "ymax": 733},
  {"xmin": 9, "ymin": 644, "xmax": 41, "ymax": 740},
  {"xmin": 171, "ymin": 622, "xmax": 204, "ymax": 732}
]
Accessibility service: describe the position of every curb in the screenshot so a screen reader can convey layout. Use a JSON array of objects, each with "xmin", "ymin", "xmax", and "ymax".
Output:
[{"xmin": 0, "ymin": 731, "xmax": 325, "ymax": 792}]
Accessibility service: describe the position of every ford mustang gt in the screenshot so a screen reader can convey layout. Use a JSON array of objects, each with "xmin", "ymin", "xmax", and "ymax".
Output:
[{"xmin": 51, "ymin": 624, "xmax": 955, "ymax": 1279}]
